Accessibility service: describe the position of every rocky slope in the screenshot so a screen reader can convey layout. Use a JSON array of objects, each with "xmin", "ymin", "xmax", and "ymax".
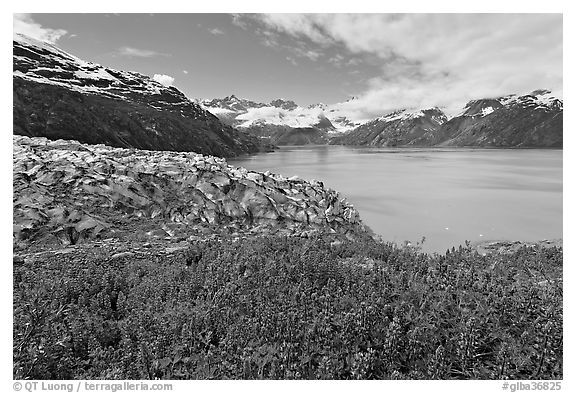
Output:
[
  {"xmin": 334, "ymin": 90, "xmax": 562, "ymax": 148},
  {"xmin": 331, "ymin": 108, "xmax": 448, "ymax": 147},
  {"xmin": 13, "ymin": 34, "xmax": 268, "ymax": 158},
  {"xmin": 13, "ymin": 135, "xmax": 372, "ymax": 249}
]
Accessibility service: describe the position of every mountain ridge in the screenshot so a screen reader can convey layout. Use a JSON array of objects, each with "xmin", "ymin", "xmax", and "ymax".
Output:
[
  {"xmin": 331, "ymin": 90, "xmax": 562, "ymax": 148},
  {"xmin": 201, "ymin": 88, "xmax": 562, "ymax": 148},
  {"xmin": 13, "ymin": 34, "xmax": 270, "ymax": 158},
  {"xmin": 201, "ymin": 95, "xmax": 358, "ymax": 132},
  {"xmin": 201, "ymin": 95, "xmax": 352, "ymax": 145},
  {"xmin": 13, "ymin": 34, "xmax": 562, "ymax": 151}
]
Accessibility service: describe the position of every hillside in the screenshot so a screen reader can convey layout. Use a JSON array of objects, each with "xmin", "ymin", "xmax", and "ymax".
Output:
[
  {"xmin": 437, "ymin": 91, "xmax": 563, "ymax": 147},
  {"xmin": 13, "ymin": 34, "xmax": 268, "ymax": 158}
]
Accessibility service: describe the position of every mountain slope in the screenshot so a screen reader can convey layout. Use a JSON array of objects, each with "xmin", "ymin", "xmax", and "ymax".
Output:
[
  {"xmin": 13, "ymin": 34, "xmax": 268, "ymax": 158},
  {"xmin": 333, "ymin": 91, "xmax": 562, "ymax": 148},
  {"xmin": 437, "ymin": 91, "xmax": 563, "ymax": 147},
  {"xmin": 331, "ymin": 108, "xmax": 448, "ymax": 147}
]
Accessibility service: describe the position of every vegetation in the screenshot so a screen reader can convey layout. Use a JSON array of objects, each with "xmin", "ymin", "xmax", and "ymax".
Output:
[{"xmin": 13, "ymin": 234, "xmax": 562, "ymax": 379}]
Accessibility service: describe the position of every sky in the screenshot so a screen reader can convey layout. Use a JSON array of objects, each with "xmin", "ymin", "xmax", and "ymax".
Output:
[{"xmin": 13, "ymin": 13, "xmax": 563, "ymax": 120}]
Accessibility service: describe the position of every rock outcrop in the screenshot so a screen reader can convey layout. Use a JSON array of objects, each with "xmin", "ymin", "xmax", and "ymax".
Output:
[
  {"xmin": 13, "ymin": 34, "xmax": 269, "ymax": 158},
  {"xmin": 13, "ymin": 136, "xmax": 371, "ymax": 248}
]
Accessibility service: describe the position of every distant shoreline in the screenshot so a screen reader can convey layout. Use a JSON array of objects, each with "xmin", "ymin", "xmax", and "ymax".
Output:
[{"xmin": 472, "ymin": 238, "xmax": 563, "ymax": 255}]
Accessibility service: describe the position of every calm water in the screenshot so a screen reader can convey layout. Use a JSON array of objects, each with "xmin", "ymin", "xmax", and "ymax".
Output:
[{"xmin": 229, "ymin": 146, "xmax": 562, "ymax": 253}]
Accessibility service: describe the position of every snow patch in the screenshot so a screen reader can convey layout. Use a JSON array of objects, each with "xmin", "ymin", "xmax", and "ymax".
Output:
[
  {"xmin": 13, "ymin": 33, "xmax": 203, "ymax": 113},
  {"xmin": 377, "ymin": 109, "xmax": 425, "ymax": 122},
  {"xmin": 14, "ymin": 33, "xmax": 89, "ymax": 66},
  {"xmin": 498, "ymin": 92, "xmax": 562, "ymax": 112},
  {"xmin": 481, "ymin": 106, "xmax": 494, "ymax": 116}
]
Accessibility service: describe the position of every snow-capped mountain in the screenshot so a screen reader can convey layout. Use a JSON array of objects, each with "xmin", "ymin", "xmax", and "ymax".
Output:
[
  {"xmin": 14, "ymin": 34, "xmax": 182, "ymax": 103},
  {"xmin": 458, "ymin": 90, "xmax": 562, "ymax": 118},
  {"xmin": 434, "ymin": 90, "xmax": 563, "ymax": 147},
  {"xmin": 13, "ymin": 34, "xmax": 268, "ymax": 157},
  {"xmin": 202, "ymin": 95, "xmax": 267, "ymax": 114},
  {"xmin": 332, "ymin": 90, "xmax": 562, "ymax": 148},
  {"xmin": 201, "ymin": 95, "xmax": 360, "ymax": 134},
  {"xmin": 499, "ymin": 89, "xmax": 563, "ymax": 112},
  {"xmin": 331, "ymin": 107, "xmax": 448, "ymax": 147},
  {"xmin": 201, "ymin": 95, "xmax": 361, "ymax": 145}
]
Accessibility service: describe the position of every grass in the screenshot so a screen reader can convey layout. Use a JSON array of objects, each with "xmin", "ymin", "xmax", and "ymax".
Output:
[{"xmin": 13, "ymin": 234, "xmax": 562, "ymax": 379}]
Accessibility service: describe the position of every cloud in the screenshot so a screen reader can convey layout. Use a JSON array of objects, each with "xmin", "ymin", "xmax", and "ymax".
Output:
[
  {"xmin": 254, "ymin": 14, "xmax": 334, "ymax": 46},
  {"xmin": 255, "ymin": 29, "xmax": 324, "ymax": 63},
  {"xmin": 251, "ymin": 14, "xmax": 563, "ymax": 118},
  {"xmin": 209, "ymin": 28, "xmax": 225, "ymax": 36},
  {"xmin": 286, "ymin": 57, "xmax": 298, "ymax": 66},
  {"xmin": 182, "ymin": 70, "xmax": 189, "ymax": 74},
  {"xmin": 230, "ymin": 14, "xmax": 249, "ymax": 29},
  {"xmin": 153, "ymin": 74, "xmax": 175, "ymax": 87},
  {"xmin": 117, "ymin": 46, "xmax": 169, "ymax": 58},
  {"xmin": 328, "ymin": 54, "xmax": 345, "ymax": 67},
  {"xmin": 235, "ymin": 16, "xmax": 325, "ymax": 63},
  {"xmin": 258, "ymin": 29, "xmax": 281, "ymax": 49},
  {"xmin": 13, "ymin": 13, "xmax": 67, "ymax": 43},
  {"xmin": 291, "ymin": 46, "xmax": 321, "ymax": 61}
]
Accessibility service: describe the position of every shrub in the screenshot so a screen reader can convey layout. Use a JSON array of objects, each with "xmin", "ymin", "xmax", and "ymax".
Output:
[{"xmin": 13, "ymin": 235, "xmax": 563, "ymax": 379}]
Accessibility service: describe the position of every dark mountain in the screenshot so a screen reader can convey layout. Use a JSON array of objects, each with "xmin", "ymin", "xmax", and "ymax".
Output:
[
  {"xmin": 273, "ymin": 128, "xmax": 327, "ymax": 145},
  {"xmin": 13, "ymin": 34, "xmax": 269, "ymax": 158},
  {"xmin": 331, "ymin": 108, "xmax": 447, "ymax": 146},
  {"xmin": 333, "ymin": 91, "xmax": 562, "ymax": 148},
  {"xmin": 242, "ymin": 124, "xmax": 328, "ymax": 145},
  {"xmin": 314, "ymin": 114, "xmax": 337, "ymax": 131},
  {"xmin": 436, "ymin": 91, "xmax": 563, "ymax": 147}
]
